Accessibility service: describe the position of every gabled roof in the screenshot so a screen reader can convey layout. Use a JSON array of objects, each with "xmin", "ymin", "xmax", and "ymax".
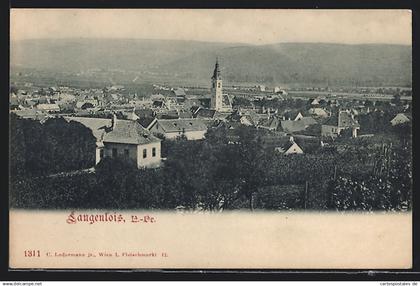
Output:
[
  {"xmin": 300, "ymin": 117, "xmax": 318, "ymax": 126},
  {"xmin": 178, "ymin": 110, "xmax": 193, "ymax": 118},
  {"xmin": 64, "ymin": 117, "xmax": 111, "ymax": 141},
  {"xmin": 195, "ymin": 108, "xmax": 216, "ymax": 118},
  {"xmin": 338, "ymin": 111, "xmax": 359, "ymax": 128},
  {"xmin": 258, "ymin": 117, "xmax": 280, "ymax": 130},
  {"xmin": 323, "ymin": 113, "xmax": 339, "ymax": 126},
  {"xmin": 280, "ymin": 120, "xmax": 307, "ymax": 133},
  {"xmin": 154, "ymin": 119, "xmax": 208, "ymax": 133},
  {"xmin": 275, "ymin": 138, "xmax": 304, "ymax": 154},
  {"xmin": 260, "ymin": 134, "xmax": 289, "ymax": 149},
  {"xmin": 152, "ymin": 100, "xmax": 164, "ymax": 108},
  {"xmin": 284, "ymin": 141, "xmax": 304, "ymax": 154},
  {"xmin": 308, "ymin": 107, "xmax": 328, "ymax": 117},
  {"xmin": 104, "ymin": 120, "xmax": 160, "ymax": 145},
  {"xmin": 391, "ymin": 113, "xmax": 411, "ymax": 122},
  {"xmin": 134, "ymin": 108, "xmax": 154, "ymax": 118},
  {"xmin": 311, "ymin": 98, "xmax": 320, "ymax": 105},
  {"xmin": 282, "ymin": 110, "xmax": 305, "ymax": 121},
  {"xmin": 215, "ymin": 120, "xmax": 243, "ymax": 130},
  {"xmin": 279, "ymin": 117, "xmax": 317, "ymax": 133},
  {"xmin": 64, "ymin": 117, "xmax": 159, "ymax": 145},
  {"xmin": 323, "ymin": 111, "xmax": 359, "ymax": 128},
  {"xmin": 157, "ymin": 110, "xmax": 179, "ymax": 119},
  {"xmin": 173, "ymin": 88, "xmax": 186, "ymax": 97},
  {"xmin": 137, "ymin": 117, "xmax": 156, "ymax": 129},
  {"xmin": 183, "ymin": 99, "xmax": 203, "ymax": 109}
]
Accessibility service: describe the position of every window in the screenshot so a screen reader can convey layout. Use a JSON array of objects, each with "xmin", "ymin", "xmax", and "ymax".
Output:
[
  {"xmin": 218, "ymin": 82, "xmax": 221, "ymax": 88},
  {"xmin": 143, "ymin": 149, "xmax": 147, "ymax": 159},
  {"xmin": 152, "ymin": 147, "xmax": 156, "ymax": 157},
  {"xmin": 112, "ymin": 148, "xmax": 117, "ymax": 158},
  {"xmin": 124, "ymin": 149, "xmax": 129, "ymax": 157}
]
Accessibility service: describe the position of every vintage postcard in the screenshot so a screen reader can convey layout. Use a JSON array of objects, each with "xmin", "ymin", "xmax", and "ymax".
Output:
[{"xmin": 9, "ymin": 9, "xmax": 412, "ymax": 269}]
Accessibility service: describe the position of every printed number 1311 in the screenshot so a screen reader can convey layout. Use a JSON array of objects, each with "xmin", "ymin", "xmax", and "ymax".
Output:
[{"xmin": 24, "ymin": 250, "xmax": 40, "ymax": 257}]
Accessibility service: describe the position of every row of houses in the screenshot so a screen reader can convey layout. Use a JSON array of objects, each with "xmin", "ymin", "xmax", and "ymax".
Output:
[{"xmin": 11, "ymin": 60, "xmax": 412, "ymax": 170}]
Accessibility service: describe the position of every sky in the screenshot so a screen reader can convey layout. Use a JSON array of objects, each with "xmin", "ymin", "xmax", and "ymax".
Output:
[{"xmin": 10, "ymin": 9, "xmax": 412, "ymax": 45}]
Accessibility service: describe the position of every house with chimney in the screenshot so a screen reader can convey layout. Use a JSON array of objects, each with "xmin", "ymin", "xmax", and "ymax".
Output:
[{"xmin": 64, "ymin": 115, "xmax": 161, "ymax": 168}]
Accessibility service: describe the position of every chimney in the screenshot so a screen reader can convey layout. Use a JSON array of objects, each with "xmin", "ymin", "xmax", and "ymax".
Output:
[
  {"xmin": 289, "ymin": 136, "xmax": 294, "ymax": 143},
  {"xmin": 111, "ymin": 112, "xmax": 117, "ymax": 130}
]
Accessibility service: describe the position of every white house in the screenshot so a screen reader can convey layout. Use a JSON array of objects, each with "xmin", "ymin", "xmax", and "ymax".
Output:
[
  {"xmin": 294, "ymin": 112, "xmax": 304, "ymax": 121},
  {"xmin": 275, "ymin": 137, "xmax": 304, "ymax": 155},
  {"xmin": 310, "ymin": 98, "xmax": 320, "ymax": 106},
  {"xmin": 390, "ymin": 113, "xmax": 411, "ymax": 126},
  {"xmin": 65, "ymin": 116, "xmax": 161, "ymax": 169}
]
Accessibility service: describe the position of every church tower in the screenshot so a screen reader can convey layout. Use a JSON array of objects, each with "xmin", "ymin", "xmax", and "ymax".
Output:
[{"xmin": 210, "ymin": 58, "xmax": 223, "ymax": 111}]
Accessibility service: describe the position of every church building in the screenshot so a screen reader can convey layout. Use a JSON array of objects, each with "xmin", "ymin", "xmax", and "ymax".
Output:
[{"xmin": 210, "ymin": 59, "xmax": 233, "ymax": 113}]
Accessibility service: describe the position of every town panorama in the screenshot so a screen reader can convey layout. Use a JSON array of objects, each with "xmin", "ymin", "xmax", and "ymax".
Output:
[{"xmin": 10, "ymin": 38, "xmax": 412, "ymax": 211}]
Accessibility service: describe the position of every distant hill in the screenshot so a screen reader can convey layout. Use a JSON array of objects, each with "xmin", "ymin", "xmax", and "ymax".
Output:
[{"xmin": 10, "ymin": 39, "xmax": 412, "ymax": 86}]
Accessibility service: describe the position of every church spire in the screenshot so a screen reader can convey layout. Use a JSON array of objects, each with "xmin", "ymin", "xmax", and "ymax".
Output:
[{"xmin": 212, "ymin": 57, "xmax": 221, "ymax": 80}]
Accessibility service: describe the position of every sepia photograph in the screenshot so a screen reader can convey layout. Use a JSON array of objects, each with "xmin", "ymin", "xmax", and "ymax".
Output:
[{"xmin": 8, "ymin": 9, "xmax": 412, "ymax": 269}]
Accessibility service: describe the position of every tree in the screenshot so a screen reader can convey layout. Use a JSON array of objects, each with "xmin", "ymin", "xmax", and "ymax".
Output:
[
  {"xmin": 391, "ymin": 94, "xmax": 401, "ymax": 106},
  {"xmin": 10, "ymin": 116, "xmax": 96, "ymax": 176},
  {"xmin": 233, "ymin": 126, "xmax": 270, "ymax": 210},
  {"xmin": 364, "ymin": 100, "xmax": 373, "ymax": 107}
]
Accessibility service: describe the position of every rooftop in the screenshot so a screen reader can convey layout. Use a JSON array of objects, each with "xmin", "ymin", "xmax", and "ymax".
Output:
[
  {"xmin": 104, "ymin": 120, "xmax": 160, "ymax": 145},
  {"xmin": 155, "ymin": 118, "xmax": 208, "ymax": 133},
  {"xmin": 64, "ymin": 117, "xmax": 159, "ymax": 145}
]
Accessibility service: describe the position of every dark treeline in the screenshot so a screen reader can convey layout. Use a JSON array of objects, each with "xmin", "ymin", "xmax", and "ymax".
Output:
[
  {"xmin": 9, "ymin": 115, "xmax": 412, "ymax": 211},
  {"xmin": 10, "ymin": 114, "xmax": 96, "ymax": 177}
]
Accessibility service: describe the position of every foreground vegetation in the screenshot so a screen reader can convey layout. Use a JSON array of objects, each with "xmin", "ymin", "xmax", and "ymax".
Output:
[{"xmin": 9, "ymin": 114, "xmax": 412, "ymax": 211}]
